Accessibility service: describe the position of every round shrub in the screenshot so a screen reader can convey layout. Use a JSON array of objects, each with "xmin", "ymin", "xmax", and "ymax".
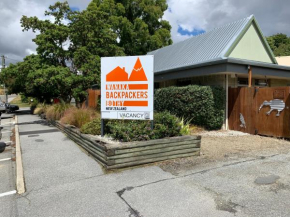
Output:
[
  {"xmin": 80, "ymin": 118, "xmax": 101, "ymax": 135},
  {"xmin": 106, "ymin": 111, "xmax": 189, "ymax": 142},
  {"xmin": 106, "ymin": 120, "xmax": 151, "ymax": 142},
  {"xmin": 154, "ymin": 85, "xmax": 225, "ymax": 130}
]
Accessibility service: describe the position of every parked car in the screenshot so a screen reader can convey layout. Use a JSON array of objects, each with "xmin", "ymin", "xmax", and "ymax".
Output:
[
  {"xmin": 5, "ymin": 103, "xmax": 19, "ymax": 113},
  {"xmin": 0, "ymin": 101, "xmax": 6, "ymax": 114},
  {"xmin": 0, "ymin": 100, "xmax": 19, "ymax": 114},
  {"xmin": 0, "ymin": 142, "xmax": 6, "ymax": 153}
]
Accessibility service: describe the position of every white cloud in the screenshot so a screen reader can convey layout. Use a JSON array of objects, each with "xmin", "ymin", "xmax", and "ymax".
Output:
[
  {"xmin": 25, "ymin": 48, "xmax": 37, "ymax": 55},
  {"xmin": 0, "ymin": 0, "xmax": 289, "ymax": 62},
  {"xmin": 164, "ymin": 0, "xmax": 290, "ymax": 43},
  {"xmin": 0, "ymin": 0, "xmax": 91, "ymax": 65}
]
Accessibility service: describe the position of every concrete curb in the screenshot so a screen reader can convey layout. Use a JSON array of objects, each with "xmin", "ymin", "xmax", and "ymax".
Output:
[{"xmin": 15, "ymin": 116, "xmax": 25, "ymax": 194}]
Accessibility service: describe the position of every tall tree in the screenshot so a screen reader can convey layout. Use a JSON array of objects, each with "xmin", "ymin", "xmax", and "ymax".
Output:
[
  {"xmin": 2, "ymin": 0, "xmax": 172, "ymax": 104},
  {"xmin": 94, "ymin": 0, "xmax": 172, "ymax": 55},
  {"xmin": 21, "ymin": 2, "xmax": 72, "ymax": 67},
  {"xmin": 69, "ymin": 0, "xmax": 124, "ymax": 98},
  {"xmin": 266, "ymin": 33, "xmax": 290, "ymax": 56},
  {"xmin": 19, "ymin": 1, "xmax": 119, "ymax": 104},
  {"xmin": 0, "ymin": 55, "xmax": 77, "ymax": 103},
  {"xmin": 0, "ymin": 55, "xmax": 43, "ymax": 96}
]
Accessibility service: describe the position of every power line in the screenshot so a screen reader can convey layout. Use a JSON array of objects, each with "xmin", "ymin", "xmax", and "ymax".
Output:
[
  {"xmin": 1, "ymin": 55, "xmax": 8, "ymax": 102},
  {"xmin": 5, "ymin": 57, "xmax": 23, "ymax": 62},
  {"xmin": 0, "ymin": 55, "xmax": 23, "ymax": 62},
  {"xmin": 1, "ymin": 55, "xmax": 5, "ymax": 69}
]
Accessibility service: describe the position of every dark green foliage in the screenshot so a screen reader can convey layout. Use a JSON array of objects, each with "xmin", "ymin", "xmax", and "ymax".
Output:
[
  {"xmin": 1, "ymin": 0, "xmax": 172, "ymax": 105},
  {"xmin": 106, "ymin": 111, "xmax": 185, "ymax": 142},
  {"xmin": 153, "ymin": 111, "xmax": 183, "ymax": 137},
  {"xmin": 0, "ymin": 55, "xmax": 43, "ymax": 96},
  {"xmin": 93, "ymin": 0, "xmax": 172, "ymax": 55},
  {"xmin": 80, "ymin": 118, "xmax": 101, "ymax": 135},
  {"xmin": 207, "ymin": 86, "xmax": 226, "ymax": 130},
  {"xmin": 73, "ymin": 111, "xmax": 189, "ymax": 142},
  {"xmin": 274, "ymin": 44, "xmax": 290, "ymax": 57},
  {"xmin": 266, "ymin": 33, "xmax": 290, "ymax": 56},
  {"xmin": 20, "ymin": 95, "xmax": 28, "ymax": 103},
  {"xmin": 154, "ymin": 85, "xmax": 225, "ymax": 130},
  {"xmin": 106, "ymin": 119, "xmax": 152, "ymax": 141}
]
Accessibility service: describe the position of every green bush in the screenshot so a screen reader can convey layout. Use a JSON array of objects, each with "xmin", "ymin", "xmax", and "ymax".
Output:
[
  {"xmin": 29, "ymin": 97, "xmax": 40, "ymax": 114},
  {"xmin": 80, "ymin": 118, "xmax": 101, "ymax": 135},
  {"xmin": 179, "ymin": 118, "xmax": 190, "ymax": 135},
  {"xmin": 154, "ymin": 85, "xmax": 225, "ymax": 130},
  {"xmin": 106, "ymin": 111, "xmax": 190, "ymax": 142},
  {"xmin": 106, "ymin": 120, "xmax": 151, "ymax": 142},
  {"xmin": 20, "ymin": 94, "xmax": 28, "ymax": 103}
]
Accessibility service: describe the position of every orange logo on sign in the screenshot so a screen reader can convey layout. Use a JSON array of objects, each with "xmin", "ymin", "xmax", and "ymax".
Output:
[
  {"xmin": 105, "ymin": 58, "xmax": 148, "ymax": 107},
  {"xmin": 106, "ymin": 58, "xmax": 148, "ymax": 82}
]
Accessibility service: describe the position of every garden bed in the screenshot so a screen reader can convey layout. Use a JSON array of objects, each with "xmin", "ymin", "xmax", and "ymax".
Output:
[{"xmin": 53, "ymin": 121, "xmax": 201, "ymax": 169}]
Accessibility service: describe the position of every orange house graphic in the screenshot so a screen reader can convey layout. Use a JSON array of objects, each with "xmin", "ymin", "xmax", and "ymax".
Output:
[
  {"xmin": 106, "ymin": 58, "xmax": 148, "ymax": 82},
  {"xmin": 106, "ymin": 66, "xmax": 128, "ymax": 82}
]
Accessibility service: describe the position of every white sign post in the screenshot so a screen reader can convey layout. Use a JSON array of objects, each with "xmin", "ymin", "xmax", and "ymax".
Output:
[{"xmin": 101, "ymin": 55, "xmax": 154, "ymax": 136}]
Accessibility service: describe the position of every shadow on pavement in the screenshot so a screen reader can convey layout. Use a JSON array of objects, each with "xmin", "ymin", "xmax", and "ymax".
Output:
[
  {"xmin": 16, "ymin": 120, "xmax": 53, "ymax": 127},
  {"xmin": 13, "ymin": 109, "xmax": 31, "ymax": 115},
  {"xmin": 12, "ymin": 109, "xmax": 53, "ymax": 127},
  {"xmin": 1, "ymin": 116, "xmax": 14, "ymax": 120}
]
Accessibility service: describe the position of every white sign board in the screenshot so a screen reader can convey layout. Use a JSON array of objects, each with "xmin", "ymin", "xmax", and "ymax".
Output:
[{"xmin": 101, "ymin": 55, "xmax": 154, "ymax": 120}]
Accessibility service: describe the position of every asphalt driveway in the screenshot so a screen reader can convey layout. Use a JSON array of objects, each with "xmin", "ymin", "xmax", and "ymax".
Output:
[
  {"xmin": 2, "ymin": 112, "xmax": 290, "ymax": 217},
  {"xmin": 0, "ymin": 114, "xmax": 16, "ymax": 217}
]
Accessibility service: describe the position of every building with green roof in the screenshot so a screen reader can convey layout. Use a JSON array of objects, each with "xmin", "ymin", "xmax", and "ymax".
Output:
[{"xmin": 149, "ymin": 15, "xmax": 290, "ymax": 129}]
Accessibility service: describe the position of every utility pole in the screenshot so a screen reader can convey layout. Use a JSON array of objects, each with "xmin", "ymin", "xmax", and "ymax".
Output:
[
  {"xmin": 1, "ymin": 55, "xmax": 5, "ymax": 69},
  {"xmin": 1, "ymin": 55, "xmax": 8, "ymax": 103}
]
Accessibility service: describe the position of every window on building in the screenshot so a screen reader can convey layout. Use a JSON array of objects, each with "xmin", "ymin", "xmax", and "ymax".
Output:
[
  {"xmin": 237, "ymin": 78, "xmax": 268, "ymax": 87},
  {"xmin": 177, "ymin": 79, "xmax": 191, "ymax": 87},
  {"xmin": 237, "ymin": 78, "xmax": 248, "ymax": 86},
  {"xmin": 255, "ymin": 79, "xmax": 268, "ymax": 87},
  {"xmin": 154, "ymin": 82, "xmax": 160, "ymax": 89}
]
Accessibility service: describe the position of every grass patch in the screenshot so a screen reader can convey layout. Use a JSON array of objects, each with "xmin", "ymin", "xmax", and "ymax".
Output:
[
  {"xmin": 9, "ymin": 95, "xmax": 30, "ymax": 107},
  {"xmin": 60, "ymin": 107, "xmax": 99, "ymax": 128},
  {"xmin": 0, "ymin": 88, "xmax": 5, "ymax": 95}
]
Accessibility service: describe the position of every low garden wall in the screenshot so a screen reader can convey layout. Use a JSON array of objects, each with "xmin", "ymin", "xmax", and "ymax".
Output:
[{"xmin": 54, "ymin": 121, "xmax": 201, "ymax": 169}]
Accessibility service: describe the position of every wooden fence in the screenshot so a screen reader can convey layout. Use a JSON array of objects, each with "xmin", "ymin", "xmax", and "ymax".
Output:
[
  {"xmin": 228, "ymin": 87, "xmax": 290, "ymax": 138},
  {"xmin": 83, "ymin": 89, "xmax": 101, "ymax": 109}
]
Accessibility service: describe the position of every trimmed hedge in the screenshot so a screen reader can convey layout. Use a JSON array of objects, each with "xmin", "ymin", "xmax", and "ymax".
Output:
[
  {"xmin": 154, "ymin": 85, "xmax": 225, "ymax": 130},
  {"xmin": 106, "ymin": 112, "xmax": 188, "ymax": 142},
  {"xmin": 81, "ymin": 111, "xmax": 190, "ymax": 142}
]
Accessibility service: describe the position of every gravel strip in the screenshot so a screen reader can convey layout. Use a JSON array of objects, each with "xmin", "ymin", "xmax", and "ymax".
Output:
[{"xmin": 198, "ymin": 130, "xmax": 249, "ymax": 137}]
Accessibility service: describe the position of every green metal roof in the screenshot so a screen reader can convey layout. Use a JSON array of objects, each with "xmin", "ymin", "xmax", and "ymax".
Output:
[{"xmin": 148, "ymin": 15, "xmax": 277, "ymax": 73}]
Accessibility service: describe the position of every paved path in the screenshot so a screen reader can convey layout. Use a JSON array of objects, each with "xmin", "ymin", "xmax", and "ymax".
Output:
[
  {"xmin": 0, "ymin": 114, "xmax": 16, "ymax": 217},
  {"xmin": 15, "ymin": 113, "xmax": 176, "ymax": 217},
  {"xmin": 2, "ymin": 113, "xmax": 290, "ymax": 216},
  {"xmin": 7, "ymin": 95, "xmax": 16, "ymax": 103},
  {"xmin": 0, "ymin": 94, "xmax": 17, "ymax": 103}
]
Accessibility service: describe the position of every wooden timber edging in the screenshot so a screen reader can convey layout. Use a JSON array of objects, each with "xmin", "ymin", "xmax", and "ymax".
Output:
[{"xmin": 53, "ymin": 121, "xmax": 201, "ymax": 169}]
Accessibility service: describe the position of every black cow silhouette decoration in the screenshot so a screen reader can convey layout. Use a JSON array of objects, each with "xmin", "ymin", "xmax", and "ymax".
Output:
[{"xmin": 258, "ymin": 99, "xmax": 285, "ymax": 117}]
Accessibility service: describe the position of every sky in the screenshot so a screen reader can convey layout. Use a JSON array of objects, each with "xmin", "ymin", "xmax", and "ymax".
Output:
[{"xmin": 0, "ymin": 0, "xmax": 289, "ymax": 65}]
